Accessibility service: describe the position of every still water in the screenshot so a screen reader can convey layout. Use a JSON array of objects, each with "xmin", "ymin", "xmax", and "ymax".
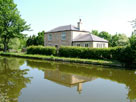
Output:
[{"xmin": 0, "ymin": 56, "xmax": 136, "ymax": 102}]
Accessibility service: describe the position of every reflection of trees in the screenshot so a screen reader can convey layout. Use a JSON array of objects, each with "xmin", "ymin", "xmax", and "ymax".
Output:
[
  {"xmin": 0, "ymin": 57, "xmax": 31, "ymax": 102},
  {"xmin": 27, "ymin": 59, "xmax": 57, "ymax": 71},
  {"xmin": 27, "ymin": 59, "xmax": 136, "ymax": 101}
]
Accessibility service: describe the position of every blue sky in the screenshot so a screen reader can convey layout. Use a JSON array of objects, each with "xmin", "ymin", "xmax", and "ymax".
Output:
[{"xmin": 14, "ymin": 0, "xmax": 136, "ymax": 36}]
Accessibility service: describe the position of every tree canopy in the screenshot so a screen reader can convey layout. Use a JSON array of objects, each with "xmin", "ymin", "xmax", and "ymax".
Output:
[
  {"xmin": 26, "ymin": 31, "xmax": 45, "ymax": 46},
  {"xmin": 91, "ymin": 30, "xmax": 129, "ymax": 47},
  {"xmin": 0, "ymin": 0, "xmax": 30, "ymax": 52}
]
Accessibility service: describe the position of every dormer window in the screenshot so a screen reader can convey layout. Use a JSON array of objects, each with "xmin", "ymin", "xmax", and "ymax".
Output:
[
  {"xmin": 61, "ymin": 32, "xmax": 66, "ymax": 40},
  {"xmin": 48, "ymin": 34, "xmax": 52, "ymax": 41}
]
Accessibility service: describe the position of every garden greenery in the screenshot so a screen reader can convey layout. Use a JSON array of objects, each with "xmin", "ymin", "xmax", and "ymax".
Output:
[
  {"xmin": 27, "ymin": 46, "xmax": 136, "ymax": 68},
  {"xmin": 27, "ymin": 46, "xmax": 57, "ymax": 55}
]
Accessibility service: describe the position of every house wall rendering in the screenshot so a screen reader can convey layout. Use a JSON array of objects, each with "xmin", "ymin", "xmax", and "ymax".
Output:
[{"xmin": 44, "ymin": 31, "xmax": 72, "ymax": 47}]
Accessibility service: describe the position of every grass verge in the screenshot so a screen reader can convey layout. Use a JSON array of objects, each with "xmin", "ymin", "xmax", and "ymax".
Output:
[{"xmin": 0, "ymin": 52, "xmax": 122, "ymax": 68}]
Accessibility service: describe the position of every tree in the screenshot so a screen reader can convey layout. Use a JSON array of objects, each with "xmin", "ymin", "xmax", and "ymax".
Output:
[
  {"xmin": 98, "ymin": 31, "xmax": 112, "ymax": 41},
  {"xmin": 91, "ymin": 30, "xmax": 99, "ymax": 36},
  {"xmin": 130, "ymin": 19, "xmax": 136, "ymax": 29},
  {"xmin": 0, "ymin": 0, "xmax": 30, "ymax": 52},
  {"xmin": 129, "ymin": 31, "xmax": 136, "ymax": 50},
  {"xmin": 36, "ymin": 31, "xmax": 45, "ymax": 45},
  {"xmin": 0, "ymin": 57, "xmax": 31, "ymax": 102},
  {"xmin": 111, "ymin": 33, "xmax": 129, "ymax": 47},
  {"xmin": 129, "ymin": 19, "xmax": 136, "ymax": 49},
  {"xmin": 91, "ymin": 30, "xmax": 129, "ymax": 47},
  {"xmin": 26, "ymin": 31, "xmax": 45, "ymax": 46},
  {"xmin": 91, "ymin": 30, "xmax": 112, "ymax": 46},
  {"xmin": 0, "ymin": 38, "xmax": 3, "ymax": 50}
]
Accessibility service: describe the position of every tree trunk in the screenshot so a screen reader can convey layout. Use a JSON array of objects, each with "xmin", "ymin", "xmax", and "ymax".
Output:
[
  {"xmin": 3, "ymin": 37, "xmax": 9, "ymax": 52},
  {"xmin": 3, "ymin": 42, "xmax": 8, "ymax": 52}
]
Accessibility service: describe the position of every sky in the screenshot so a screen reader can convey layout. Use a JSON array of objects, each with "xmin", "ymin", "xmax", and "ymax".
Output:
[{"xmin": 14, "ymin": 0, "xmax": 136, "ymax": 36}]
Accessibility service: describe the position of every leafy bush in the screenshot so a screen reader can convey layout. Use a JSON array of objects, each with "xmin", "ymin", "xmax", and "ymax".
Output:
[
  {"xmin": 27, "ymin": 46, "xmax": 57, "ymax": 55},
  {"xmin": 117, "ymin": 46, "xmax": 136, "ymax": 67},
  {"xmin": 59, "ymin": 46, "xmax": 115, "ymax": 59},
  {"xmin": 27, "ymin": 45, "xmax": 136, "ymax": 68}
]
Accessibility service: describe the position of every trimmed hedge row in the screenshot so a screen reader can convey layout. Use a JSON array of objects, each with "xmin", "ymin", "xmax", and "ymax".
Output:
[
  {"xmin": 27, "ymin": 46, "xmax": 136, "ymax": 67},
  {"xmin": 27, "ymin": 46, "xmax": 57, "ymax": 55},
  {"xmin": 58, "ymin": 46, "xmax": 123, "ymax": 60},
  {"xmin": 27, "ymin": 46, "xmax": 124, "ymax": 60}
]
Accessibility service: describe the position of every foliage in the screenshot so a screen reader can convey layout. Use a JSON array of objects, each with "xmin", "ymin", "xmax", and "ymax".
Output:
[
  {"xmin": 0, "ymin": 52, "xmax": 121, "ymax": 67},
  {"xmin": 129, "ymin": 32, "xmax": 136, "ymax": 50},
  {"xmin": 0, "ymin": 0, "xmax": 30, "ymax": 52},
  {"xmin": 26, "ymin": 31, "xmax": 44, "ymax": 46},
  {"xmin": 2, "ymin": 43, "xmax": 136, "ymax": 68},
  {"xmin": 0, "ymin": 38, "xmax": 3, "ymax": 50},
  {"xmin": 91, "ymin": 30, "xmax": 99, "ymax": 36},
  {"xmin": 19, "ymin": 34, "xmax": 28, "ymax": 49},
  {"xmin": 58, "ymin": 46, "xmax": 136, "ymax": 68},
  {"xmin": 59, "ymin": 46, "xmax": 119, "ymax": 59},
  {"xmin": 111, "ymin": 33, "xmax": 129, "ymax": 47},
  {"xmin": 130, "ymin": 19, "xmax": 136, "ymax": 29},
  {"xmin": 0, "ymin": 57, "xmax": 31, "ymax": 102},
  {"xmin": 91, "ymin": 30, "xmax": 112, "ymax": 46},
  {"xmin": 27, "ymin": 45, "xmax": 57, "ymax": 55},
  {"xmin": 98, "ymin": 31, "xmax": 112, "ymax": 41},
  {"xmin": 91, "ymin": 30, "xmax": 129, "ymax": 47},
  {"xmin": 118, "ymin": 46, "xmax": 136, "ymax": 67},
  {"xmin": 3, "ymin": 34, "xmax": 27, "ymax": 51}
]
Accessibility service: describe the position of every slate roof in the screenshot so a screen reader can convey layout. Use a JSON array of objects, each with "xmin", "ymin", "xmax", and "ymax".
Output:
[
  {"xmin": 48, "ymin": 25, "xmax": 87, "ymax": 33},
  {"xmin": 73, "ymin": 33, "xmax": 108, "ymax": 42},
  {"xmin": 46, "ymin": 24, "xmax": 108, "ymax": 42}
]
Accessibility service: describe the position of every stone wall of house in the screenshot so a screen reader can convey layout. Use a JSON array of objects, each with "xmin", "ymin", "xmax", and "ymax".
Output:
[
  {"xmin": 44, "ymin": 31, "xmax": 72, "ymax": 47},
  {"xmin": 44, "ymin": 30, "xmax": 108, "ymax": 48}
]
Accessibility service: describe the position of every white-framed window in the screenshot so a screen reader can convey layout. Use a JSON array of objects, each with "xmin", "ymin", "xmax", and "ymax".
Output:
[
  {"xmin": 103, "ymin": 43, "xmax": 105, "ymax": 48},
  {"xmin": 97, "ymin": 43, "xmax": 101, "ymax": 48},
  {"xmin": 61, "ymin": 32, "xmax": 66, "ymax": 40},
  {"xmin": 97, "ymin": 43, "xmax": 105, "ymax": 48},
  {"xmin": 85, "ymin": 43, "xmax": 89, "ymax": 47},
  {"xmin": 77, "ymin": 44, "xmax": 80, "ymax": 46},
  {"xmin": 48, "ymin": 34, "xmax": 52, "ymax": 41}
]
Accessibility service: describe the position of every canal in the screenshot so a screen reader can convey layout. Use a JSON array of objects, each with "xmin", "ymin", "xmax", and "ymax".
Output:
[{"xmin": 0, "ymin": 56, "xmax": 136, "ymax": 102}]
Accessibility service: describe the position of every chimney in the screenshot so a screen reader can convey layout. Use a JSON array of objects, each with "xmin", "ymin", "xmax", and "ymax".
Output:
[{"xmin": 77, "ymin": 19, "xmax": 82, "ymax": 31}]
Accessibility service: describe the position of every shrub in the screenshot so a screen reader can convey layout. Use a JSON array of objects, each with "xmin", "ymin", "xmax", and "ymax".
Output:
[
  {"xmin": 59, "ymin": 46, "xmax": 114, "ymax": 59},
  {"xmin": 117, "ymin": 46, "xmax": 136, "ymax": 67},
  {"xmin": 27, "ymin": 46, "xmax": 57, "ymax": 55},
  {"xmin": 110, "ymin": 46, "xmax": 124, "ymax": 60}
]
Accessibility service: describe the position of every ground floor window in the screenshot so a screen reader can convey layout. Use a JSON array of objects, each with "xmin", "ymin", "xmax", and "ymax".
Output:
[
  {"xmin": 77, "ymin": 44, "xmax": 80, "ymax": 46},
  {"xmin": 97, "ymin": 43, "xmax": 105, "ymax": 48},
  {"xmin": 85, "ymin": 43, "xmax": 89, "ymax": 47}
]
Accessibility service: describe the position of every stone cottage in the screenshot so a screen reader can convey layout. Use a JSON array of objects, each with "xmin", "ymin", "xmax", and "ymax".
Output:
[{"xmin": 44, "ymin": 19, "xmax": 108, "ymax": 48}]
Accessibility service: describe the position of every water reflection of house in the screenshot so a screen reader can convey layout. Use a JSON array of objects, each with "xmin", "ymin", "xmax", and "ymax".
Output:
[{"xmin": 44, "ymin": 69, "xmax": 96, "ymax": 94}]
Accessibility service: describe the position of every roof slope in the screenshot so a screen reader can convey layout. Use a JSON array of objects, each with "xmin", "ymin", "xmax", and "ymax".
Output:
[
  {"xmin": 73, "ymin": 33, "xmax": 108, "ymax": 42},
  {"xmin": 48, "ymin": 25, "xmax": 79, "ymax": 32}
]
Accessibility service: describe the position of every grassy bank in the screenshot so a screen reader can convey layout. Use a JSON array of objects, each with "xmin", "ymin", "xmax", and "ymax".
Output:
[{"xmin": 0, "ymin": 52, "xmax": 122, "ymax": 68}]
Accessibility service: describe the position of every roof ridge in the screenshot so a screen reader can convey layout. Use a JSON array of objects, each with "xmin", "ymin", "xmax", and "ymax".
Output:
[
  {"xmin": 70, "ymin": 24, "xmax": 72, "ymax": 30},
  {"xmin": 47, "ymin": 24, "xmax": 88, "ymax": 33},
  {"xmin": 89, "ymin": 33, "xmax": 94, "ymax": 41}
]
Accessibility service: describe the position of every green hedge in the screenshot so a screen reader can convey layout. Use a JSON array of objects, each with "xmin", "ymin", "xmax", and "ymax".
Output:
[
  {"xmin": 58, "ymin": 46, "xmax": 124, "ymax": 60},
  {"xmin": 26, "ymin": 45, "xmax": 136, "ymax": 67},
  {"xmin": 59, "ymin": 46, "xmax": 136, "ymax": 67},
  {"xmin": 27, "ymin": 46, "xmax": 57, "ymax": 55}
]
